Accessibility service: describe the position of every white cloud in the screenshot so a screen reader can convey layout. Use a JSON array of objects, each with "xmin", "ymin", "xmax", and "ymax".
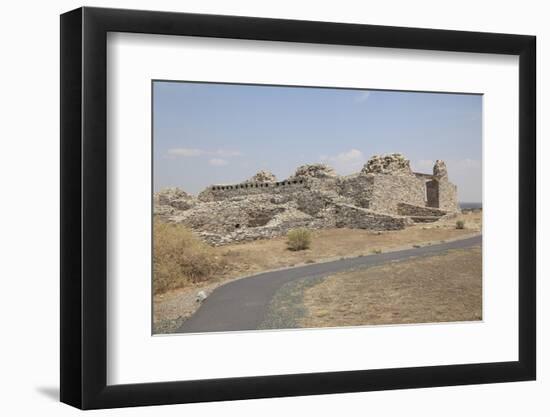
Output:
[
  {"xmin": 320, "ymin": 149, "xmax": 366, "ymax": 175},
  {"xmin": 355, "ymin": 91, "xmax": 371, "ymax": 103},
  {"xmin": 166, "ymin": 148, "xmax": 242, "ymax": 158},
  {"xmin": 209, "ymin": 158, "xmax": 228, "ymax": 166},
  {"xmin": 167, "ymin": 148, "xmax": 205, "ymax": 157}
]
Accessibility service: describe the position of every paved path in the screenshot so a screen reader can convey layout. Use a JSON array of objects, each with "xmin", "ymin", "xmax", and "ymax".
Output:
[{"xmin": 177, "ymin": 235, "xmax": 482, "ymax": 334}]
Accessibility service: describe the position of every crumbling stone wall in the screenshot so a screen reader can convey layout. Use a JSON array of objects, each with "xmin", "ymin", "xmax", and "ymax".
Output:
[
  {"xmin": 293, "ymin": 190, "xmax": 340, "ymax": 216},
  {"xmin": 397, "ymin": 202, "xmax": 448, "ymax": 217},
  {"xmin": 199, "ymin": 164, "xmax": 342, "ymax": 202},
  {"xmin": 338, "ymin": 174, "xmax": 374, "ymax": 208},
  {"xmin": 368, "ymin": 174, "xmax": 426, "ymax": 214},
  {"xmin": 437, "ymin": 179, "xmax": 459, "ymax": 212},
  {"xmin": 154, "ymin": 153, "xmax": 460, "ymax": 245},
  {"xmin": 334, "ymin": 204, "xmax": 413, "ymax": 230},
  {"xmin": 199, "ymin": 179, "xmax": 308, "ymax": 202},
  {"xmin": 430, "ymin": 160, "xmax": 459, "ymax": 211}
]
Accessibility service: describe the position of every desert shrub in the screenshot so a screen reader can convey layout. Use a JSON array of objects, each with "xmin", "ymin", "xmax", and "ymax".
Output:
[
  {"xmin": 371, "ymin": 248, "xmax": 382, "ymax": 254},
  {"xmin": 287, "ymin": 228, "xmax": 312, "ymax": 251},
  {"xmin": 456, "ymin": 220, "xmax": 465, "ymax": 229},
  {"xmin": 153, "ymin": 220, "xmax": 226, "ymax": 294}
]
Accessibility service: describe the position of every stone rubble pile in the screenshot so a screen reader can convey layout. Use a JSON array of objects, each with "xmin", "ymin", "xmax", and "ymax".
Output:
[
  {"xmin": 362, "ymin": 153, "xmax": 412, "ymax": 175},
  {"xmin": 292, "ymin": 163, "xmax": 338, "ymax": 179},
  {"xmin": 247, "ymin": 170, "xmax": 277, "ymax": 183}
]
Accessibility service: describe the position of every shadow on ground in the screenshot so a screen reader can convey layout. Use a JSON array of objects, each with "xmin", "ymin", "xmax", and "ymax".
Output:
[{"xmin": 35, "ymin": 386, "xmax": 59, "ymax": 401}]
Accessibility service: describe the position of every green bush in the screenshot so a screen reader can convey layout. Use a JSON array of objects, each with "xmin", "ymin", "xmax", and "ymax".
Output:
[
  {"xmin": 456, "ymin": 220, "xmax": 465, "ymax": 229},
  {"xmin": 287, "ymin": 228, "xmax": 312, "ymax": 251}
]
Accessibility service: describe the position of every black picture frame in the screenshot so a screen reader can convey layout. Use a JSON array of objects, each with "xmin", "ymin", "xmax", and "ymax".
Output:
[{"xmin": 60, "ymin": 6, "xmax": 536, "ymax": 410}]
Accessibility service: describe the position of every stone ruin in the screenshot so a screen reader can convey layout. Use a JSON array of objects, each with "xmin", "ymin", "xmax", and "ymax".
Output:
[{"xmin": 154, "ymin": 153, "xmax": 459, "ymax": 245}]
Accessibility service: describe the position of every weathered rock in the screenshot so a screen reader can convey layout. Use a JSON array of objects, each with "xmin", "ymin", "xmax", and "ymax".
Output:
[
  {"xmin": 196, "ymin": 290, "xmax": 208, "ymax": 302},
  {"xmin": 433, "ymin": 160, "xmax": 448, "ymax": 178},
  {"xmin": 154, "ymin": 187, "xmax": 197, "ymax": 213},
  {"xmin": 292, "ymin": 163, "xmax": 337, "ymax": 179},
  {"xmin": 362, "ymin": 153, "xmax": 412, "ymax": 175},
  {"xmin": 248, "ymin": 170, "xmax": 277, "ymax": 183}
]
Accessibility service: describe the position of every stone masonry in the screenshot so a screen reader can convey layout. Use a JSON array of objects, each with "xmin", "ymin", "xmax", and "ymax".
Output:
[{"xmin": 154, "ymin": 154, "xmax": 460, "ymax": 245}]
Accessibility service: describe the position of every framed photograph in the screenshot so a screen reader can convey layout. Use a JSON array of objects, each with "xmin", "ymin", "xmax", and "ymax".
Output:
[{"xmin": 60, "ymin": 6, "xmax": 536, "ymax": 409}]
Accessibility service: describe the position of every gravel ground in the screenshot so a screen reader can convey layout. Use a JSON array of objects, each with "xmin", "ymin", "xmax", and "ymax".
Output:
[
  {"xmin": 300, "ymin": 246, "xmax": 482, "ymax": 328},
  {"xmin": 258, "ymin": 276, "xmax": 323, "ymax": 330}
]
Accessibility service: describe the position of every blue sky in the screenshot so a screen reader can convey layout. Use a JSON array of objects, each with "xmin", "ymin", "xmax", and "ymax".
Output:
[{"xmin": 153, "ymin": 81, "xmax": 482, "ymax": 202}]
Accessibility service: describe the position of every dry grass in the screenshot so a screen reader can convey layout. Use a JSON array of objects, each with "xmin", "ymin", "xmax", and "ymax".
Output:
[
  {"xmin": 212, "ymin": 213, "xmax": 481, "ymax": 279},
  {"xmin": 300, "ymin": 246, "xmax": 482, "ymax": 328},
  {"xmin": 153, "ymin": 221, "xmax": 227, "ymax": 295},
  {"xmin": 441, "ymin": 210, "xmax": 482, "ymax": 231}
]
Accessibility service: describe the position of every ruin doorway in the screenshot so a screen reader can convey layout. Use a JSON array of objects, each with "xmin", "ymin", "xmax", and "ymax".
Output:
[{"xmin": 426, "ymin": 179, "xmax": 439, "ymax": 208}]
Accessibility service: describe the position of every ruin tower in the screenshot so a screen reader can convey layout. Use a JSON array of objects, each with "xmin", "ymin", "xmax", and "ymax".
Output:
[{"xmin": 425, "ymin": 160, "xmax": 459, "ymax": 211}]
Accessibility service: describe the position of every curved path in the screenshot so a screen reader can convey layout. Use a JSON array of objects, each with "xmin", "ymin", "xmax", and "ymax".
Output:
[{"xmin": 178, "ymin": 235, "xmax": 482, "ymax": 334}]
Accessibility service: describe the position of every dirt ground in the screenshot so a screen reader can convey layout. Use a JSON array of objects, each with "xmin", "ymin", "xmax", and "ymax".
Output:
[
  {"xmin": 213, "ymin": 210, "xmax": 481, "ymax": 279},
  {"xmin": 153, "ymin": 210, "xmax": 482, "ymax": 333},
  {"xmin": 300, "ymin": 246, "xmax": 482, "ymax": 328}
]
